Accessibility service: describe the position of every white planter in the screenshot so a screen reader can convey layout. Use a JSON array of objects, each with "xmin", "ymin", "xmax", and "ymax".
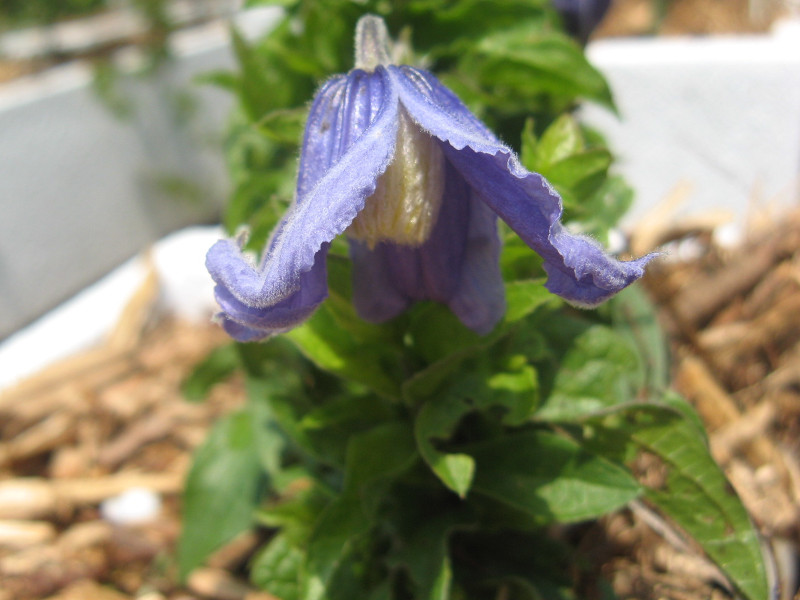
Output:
[
  {"xmin": 582, "ymin": 21, "xmax": 800, "ymax": 235},
  {"xmin": 0, "ymin": 8, "xmax": 281, "ymax": 339}
]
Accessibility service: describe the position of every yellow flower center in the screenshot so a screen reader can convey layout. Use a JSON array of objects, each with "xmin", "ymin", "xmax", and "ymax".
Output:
[{"xmin": 348, "ymin": 108, "xmax": 445, "ymax": 248}]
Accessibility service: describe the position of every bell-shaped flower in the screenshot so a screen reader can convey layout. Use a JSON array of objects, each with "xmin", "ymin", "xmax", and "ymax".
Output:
[{"xmin": 206, "ymin": 15, "xmax": 653, "ymax": 341}]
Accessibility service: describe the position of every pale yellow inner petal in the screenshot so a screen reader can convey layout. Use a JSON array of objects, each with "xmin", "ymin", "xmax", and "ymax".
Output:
[{"xmin": 348, "ymin": 108, "xmax": 445, "ymax": 249}]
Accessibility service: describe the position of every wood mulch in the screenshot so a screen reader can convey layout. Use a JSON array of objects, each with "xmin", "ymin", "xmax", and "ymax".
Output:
[
  {"xmin": 2, "ymin": 207, "xmax": 800, "ymax": 599},
  {"xmin": 593, "ymin": 207, "xmax": 800, "ymax": 600}
]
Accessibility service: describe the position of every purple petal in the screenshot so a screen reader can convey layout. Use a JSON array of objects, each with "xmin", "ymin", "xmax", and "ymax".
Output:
[
  {"xmin": 349, "ymin": 242, "xmax": 411, "ymax": 323},
  {"xmin": 207, "ymin": 67, "xmax": 399, "ymax": 323},
  {"xmin": 551, "ymin": 0, "xmax": 612, "ymax": 43},
  {"xmin": 445, "ymin": 188, "xmax": 504, "ymax": 334},
  {"xmin": 392, "ymin": 65, "xmax": 653, "ymax": 307},
  {"xmin": 350, "ymin": 159, "xmax": 504, "ymax": 334},
  {"xmin": 388, "ymin": 65, "xmax": 501, "ymax": 154},
  {"xmin": 212, "ymin": 247, "xmax": 329, "ymax": 341}
]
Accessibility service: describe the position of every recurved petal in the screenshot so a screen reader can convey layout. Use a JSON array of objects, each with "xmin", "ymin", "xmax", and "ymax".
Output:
[
  {"xmin": 207, "ymin": 67, "xmax": 399, "ymax": 309},
  {"xmin": 211, "ymin": 247, "xmax": 329, "ymax": 341},
  {"xmin": 443, "ymin": 144, "xmax": 654, "ymax": 307},
  {"xmin": 389, "ymin": 65, "xmax": 503, "ymax": 155}
]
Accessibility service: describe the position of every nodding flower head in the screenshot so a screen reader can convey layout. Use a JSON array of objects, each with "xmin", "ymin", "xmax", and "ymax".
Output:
[{"xmin": 206, "ymin": 14, "xmax": 654, "ymax": 341}]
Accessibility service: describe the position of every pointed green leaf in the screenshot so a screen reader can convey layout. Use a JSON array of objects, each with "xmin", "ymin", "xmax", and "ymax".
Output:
[
  {"xmin": 178, "ymin": 409, "xmax": 266, "ymax": 578},
  {"xmin": 535, "ymin": 114, "xmax": 585, "ymax": 168},
  {"xmin": 415, "ymin": 395, "xmax": 476, "ymax": 497}
]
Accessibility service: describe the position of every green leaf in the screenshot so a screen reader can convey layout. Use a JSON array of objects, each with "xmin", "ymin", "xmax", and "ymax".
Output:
[
  {"xmin": 430, "ymin": 555, "xmax": 453, "ymax": 600},
  {"xmin": 629, "ymin": 403, "xmax": 767, "ymax": 600},
  {"xmin": 533, "ymin": 114, "xmax": 585, "ymax": 169},
  {"xmin": 178, "ymin": 409, "xmax": 266, "ymax": 578},
  {"xmin": 468, "ymin": 29, "xmax": 614, "ymax": 112},
  {"xmin": 415, "ymin": 395, "xmax": 477, "ymax": 497},
  {"xmin": 181, "ymin": 344, "xmax": 239, "ymax": 402},
  {"xmin": 391, "ymin": 516, "xmax": 456, "ymax": 600},
  {"xmin": 257, "ymin": 107, "xmax": 308, "ymax": 145},
  {"xmin": 546, "ymin": 149, "xmax": 612, "ymax": 197},
  {"xmin": 245, "ymin": 0, "xmax": 299, "ymax": 6},
  {"xmin": 408, "ymin": 302, "xmax": 485, "ymax": 364},
  {"xmin": 306, "ymin": 422, "xmax": 418, "ymax": 595},
  {"xmin": 570, "ymin": 174, "xmax": 635, "ymax": 241},
  {"xmin": 286, "ymin": 304, "xmax": 401, "ymax": 398},
  {"xmin": 574, "ymin": 396, "xmax": 767, "ymax": 600},
  {"xmin": 467, "ymin": 429, "xmax": 641, "ymax": 524},
  {"xmin": 607, "ymin": 285, "xmax": 670, "ymax": 397},
  {"xmin": 250, "ymin": 533, "xmax": 307, "ymax": 600},
  {"xmin": 536, "ymin": 324, "xmax": 641, "ymax": 422},
  {"xmin": 503, "ymin": 279, "xmax": 559, "ymax": 324}
]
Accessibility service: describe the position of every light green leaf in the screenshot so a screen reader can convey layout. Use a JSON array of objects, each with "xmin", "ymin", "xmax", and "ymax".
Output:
[
  {"xmin": 536, "ymin": 324, "xmax": 640, "ymax": 422},
  {"xmin": 534, "ymin": 114, "xmax": 585, "ymax": 169},
  {"xmin": 503, "ymin": 279, "xmax": 558, "ymax": 323},
  {"xmin": 178, "ymin": 410, "xmax": 266, "ymax": 579},
  {"xmin": 250, "ymin": 533, "xmax": 306, "ymax": 600},
  {"xmin": 545, "ymin": 149, "xmax": 612, "ymax": 196},
  {"xmin": 414, "ymin": 395, "xmax": 477, "ymax": 497}
]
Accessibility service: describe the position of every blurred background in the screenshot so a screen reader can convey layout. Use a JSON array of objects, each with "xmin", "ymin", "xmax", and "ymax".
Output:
[{"xmin": 0, "ymin": 0, "xmax": 798, "ymax": 340}]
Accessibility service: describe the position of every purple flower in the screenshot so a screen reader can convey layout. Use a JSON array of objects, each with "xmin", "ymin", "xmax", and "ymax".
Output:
[
  {"xmin": 206, "ymin": 15, "xmax": 653, "ymax": 342},
  {"xmin": 551, "ymin": 0, "xmax": 613, "ymax": 43}
]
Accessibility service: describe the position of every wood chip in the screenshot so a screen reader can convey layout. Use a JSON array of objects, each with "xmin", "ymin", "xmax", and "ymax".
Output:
[
  {"xmin": 0, "ymin": 519, "xmax": 56, "ymax": 549},
  {"xmin": 187, "ymin": 567, "xmax": 257, "ymax": 600}
]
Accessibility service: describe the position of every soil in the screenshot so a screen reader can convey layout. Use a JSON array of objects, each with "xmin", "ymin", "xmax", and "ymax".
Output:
[{"xmin": 2, "ymin": 207, "xmax": 800, "ymax": 599}]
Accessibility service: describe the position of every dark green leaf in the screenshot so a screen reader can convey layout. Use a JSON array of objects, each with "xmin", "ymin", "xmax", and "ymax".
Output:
[
  {"xmin": 468, "ymin": 429, "xmax": 641, "ymax": 523},
  {"xmin": 585, "ymin": 400, "xmax": 768, "ymax": 600},
  {"xmin": 286, "ymin": 304, "xmax": 401, "ymax": 398},
  {"xmin": 467, "ymin": 29, "xmax": 614, "ymax": 112},
  {"xmin": 306, "ymin": 422, "xmax": 418, "ymax": 593},
  {"xmin": 607, "ymin": 285, "xmax": 670, "ymax": 397},
  {"xmin": 181, "ymin": 344, "xmax": 239, "ymax": 402}
]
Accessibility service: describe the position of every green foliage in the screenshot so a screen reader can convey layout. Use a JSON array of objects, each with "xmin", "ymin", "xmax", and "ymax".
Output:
[
  {"xmin": 178, "ymin": 409, "xmax": 268, "ymax": 578},
  {"xmin": 1, "ymin": 0, "xmax": 107, "ymax": 28},
  {"xmin": 179, "ymin": 2, "xmax": 769, "ymax": 599},
  {"xmin": 520, "ymin": 114, "xmax": 632, "ymax": 243},
  {"xmin": 212, "ymin": 0, "xmax": 611, "ymax": 246}
]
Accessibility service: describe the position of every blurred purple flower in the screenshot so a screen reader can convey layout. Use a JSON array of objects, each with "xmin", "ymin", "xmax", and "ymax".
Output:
[
  {"xmin": 552, "ymin": 0, "xmax": 612, "ymax": 43},
  {"xmin": 206, "ymin": 15, "xmax": 652, "ymax": 341}
]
